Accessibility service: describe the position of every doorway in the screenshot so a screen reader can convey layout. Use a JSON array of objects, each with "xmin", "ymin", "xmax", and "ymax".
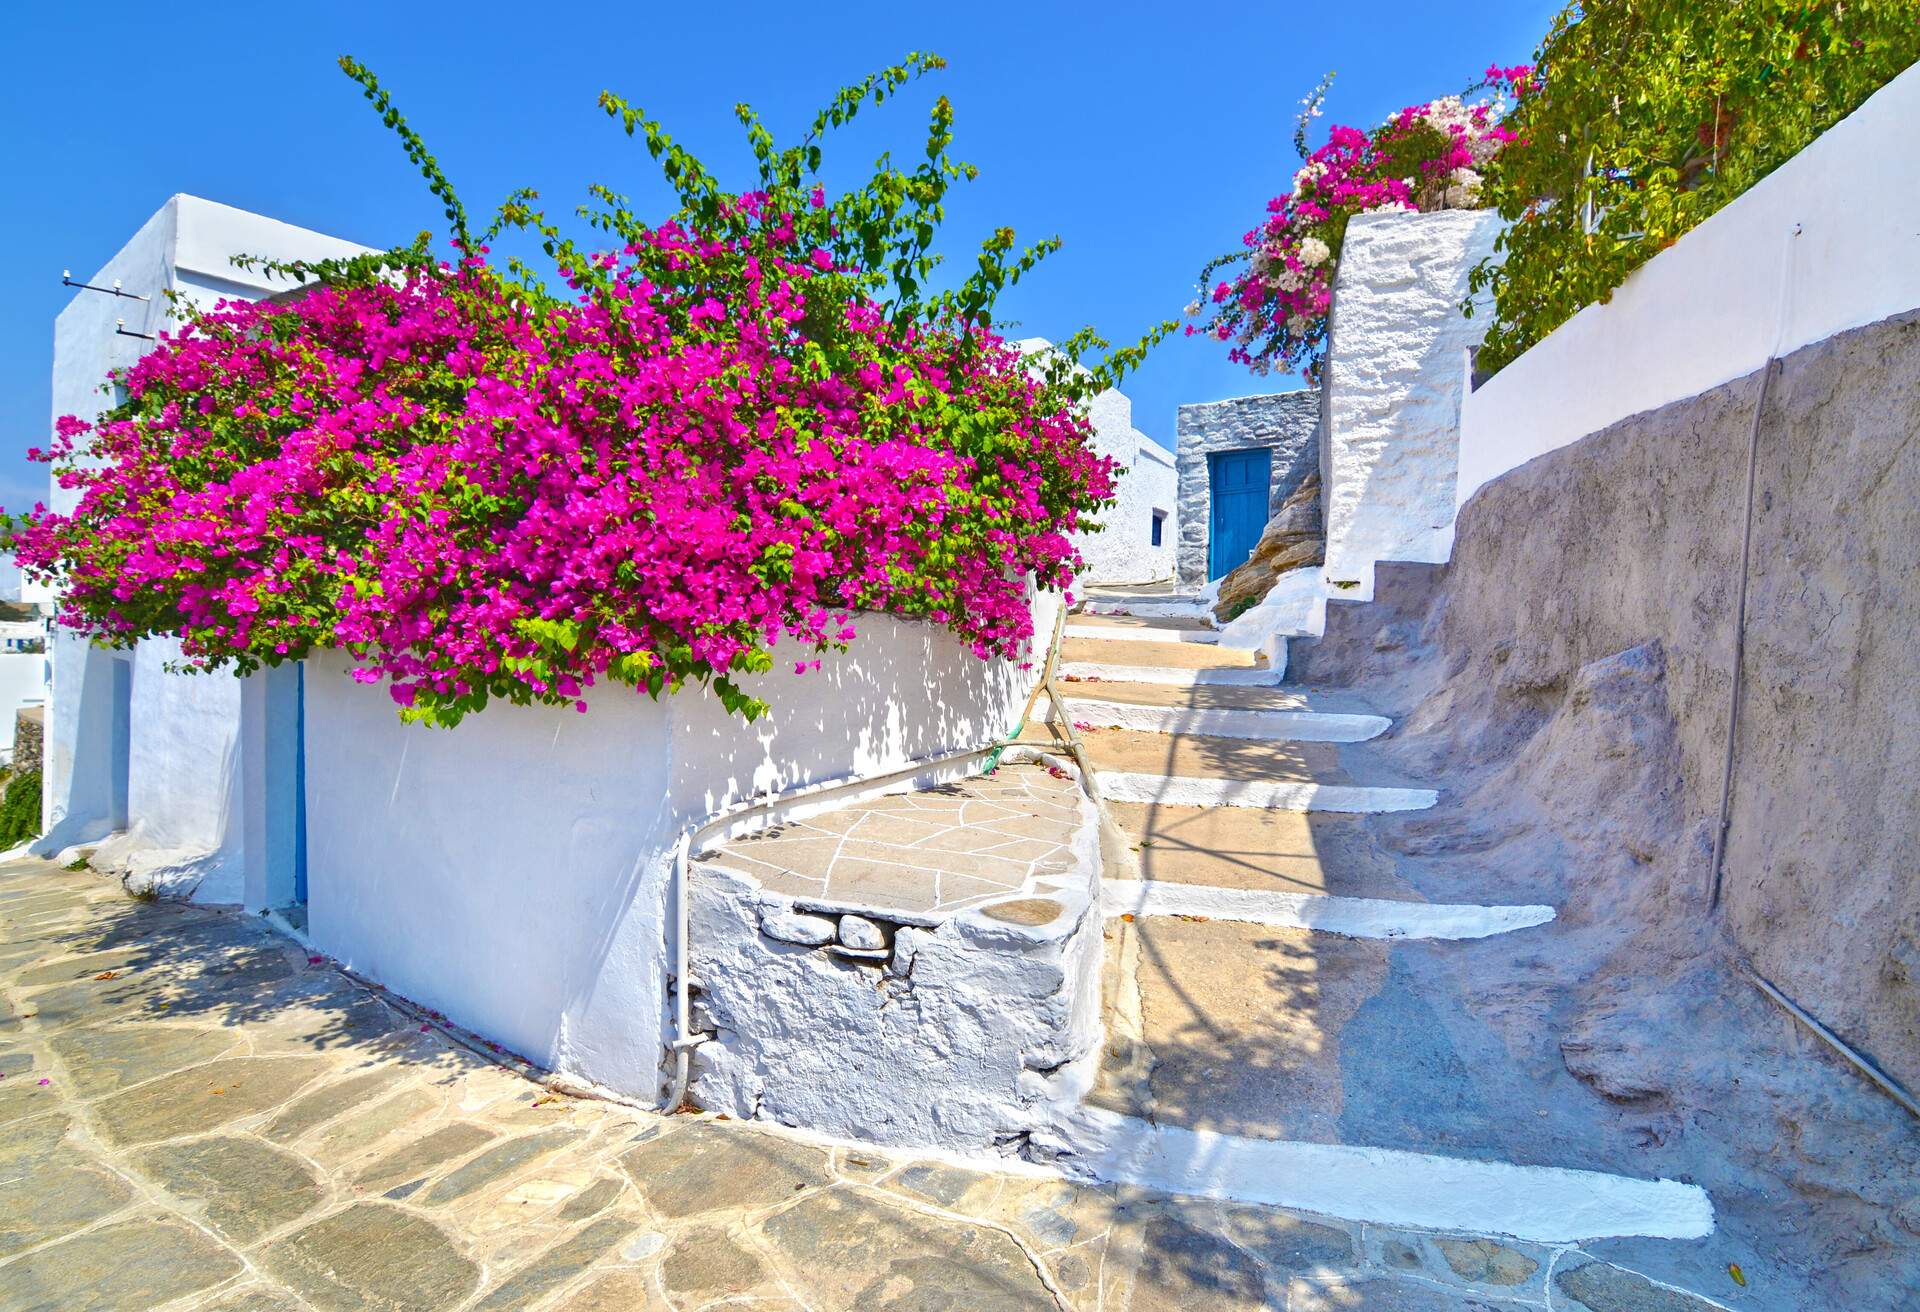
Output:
[{"xmin": 1208, "ymin": 448, "xmax": 1272, "ymax": 580}]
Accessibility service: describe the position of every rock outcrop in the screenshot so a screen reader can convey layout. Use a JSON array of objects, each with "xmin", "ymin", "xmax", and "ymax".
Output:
[{"xmin": 1212, "ymin": 471, "xmax": 1324, "ymax": 622}]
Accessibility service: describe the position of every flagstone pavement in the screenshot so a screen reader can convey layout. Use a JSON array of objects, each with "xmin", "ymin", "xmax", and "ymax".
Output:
[{"xmin": 0, "ymin": 856, "xmax": 1578, "ymax": 1311}]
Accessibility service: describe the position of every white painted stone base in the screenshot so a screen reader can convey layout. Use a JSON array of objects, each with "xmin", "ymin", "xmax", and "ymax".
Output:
[
  {"xmin": 1054, "ymin": 699, "xmax": 1388, "ymax": 744},
  {"xmin": 1080, "ymin": 592, "xmax": 1216, "ymax": 621},
  {"xmin": 1062, "ymin": 624, "xmax": 1219, "ymax": 645},
  {"xmin": 1098, "ymin": 772, "xmax": 1438, "ymax": 813},
  {"xmin": 1059, "ymin": 662, "xmax": 1285, "ymax": 687},
  {"xmin": 684, "ymin": 755, "xmax": 1107, "ymax": 1152},
  {"xmin": 1100, "ymin": 881, "xmax": 1554, "ymax": 940},
  {"xmin": 1044, "ymin": 1106, "xmax": 1715, "ymax": 1244}
]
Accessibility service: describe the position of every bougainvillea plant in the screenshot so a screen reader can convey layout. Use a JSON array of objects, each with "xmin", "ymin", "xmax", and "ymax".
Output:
[
  {"xmin": 1467, "ymin": 0, "xmax": 1920, "ymax": 375},
  {"xmin": 9, "ymin": 55, "xmax": 1174, "ymax": 726},
  {"xmin": 1187, "ymin": 67, "xmax": 1530, "ymax": 381}
]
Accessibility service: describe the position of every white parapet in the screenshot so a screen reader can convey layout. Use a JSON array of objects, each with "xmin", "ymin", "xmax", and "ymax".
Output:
[
  {"xmin": 1048, "ymin": 1106, "xmax": 1715, "ymax": 1245},
  {"xmin": 1322, "ymin": 209, "xmax": 1505, "ymax": 601}
]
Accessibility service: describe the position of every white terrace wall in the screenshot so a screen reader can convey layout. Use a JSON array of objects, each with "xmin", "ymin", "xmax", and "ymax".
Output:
[
  {"xmin": 39, "ymin": 196, "xmax": 367, "ymax": 906},
  {"xmin": 303, "ymin": 596, "xmax": 1060, "ymax": 1106},
  {"xmin": 1458, "ymin": 61, "xmax": 1920, "ymax": 510},
  {"xmin": 1321, "ymin": 209, "xmax": 1502, "ymax": 600}
]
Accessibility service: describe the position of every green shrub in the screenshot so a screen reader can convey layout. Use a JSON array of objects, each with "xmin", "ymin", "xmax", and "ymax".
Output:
[
  {"xmin": 0, "ymin": 769, "xmax": 41, "ymax": 850},
  {"xmin": 1469, "ymin": 1, "xmax": 1920, "ymax": 374}
]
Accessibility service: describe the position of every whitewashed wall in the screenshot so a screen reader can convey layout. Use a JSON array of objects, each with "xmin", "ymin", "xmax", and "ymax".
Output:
[
  {"xmin": 38, "ymin": 196, "xmax": 367, "ymax": 902},
  {"xmin": 1021, "ymin": 340, "xmax": 1177, "ymax": 586},
  {"xmin": 304, "ymin": 597, "xmax": 1060, "ymax": 1105},
  {"xmin": 1322, "ymin": 209, "xmax": 1502, "ymax": 599},
  {"xmin": 1077, "ymin": 386, "xmax": 1176, "ymax": 585},
  {"xmin": 1457, "ymin": 61, "xmax": 1920, "ymax": 510}
]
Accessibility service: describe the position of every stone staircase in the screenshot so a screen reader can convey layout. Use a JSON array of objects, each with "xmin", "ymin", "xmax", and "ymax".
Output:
[{"xmin": 1042, "ymin": 608, "xmax": 1736, "ymax": 1309}]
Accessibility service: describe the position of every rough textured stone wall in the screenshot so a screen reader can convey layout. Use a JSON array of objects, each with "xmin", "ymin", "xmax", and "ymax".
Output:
[
  {"xmin": 1307, "ymin": 310, "xmax": 1920, "ymax": 1091},
  {"xmin": 11, "ymin": 705, "xmax": 42, "ymax": 776},
  {"xmin": 1173, "ymin": 390, "xmax": 1320, "ymax": 585},
  {"xmin": 1321, "ymin": 210, "xmax": 1503, "ymax": 598}
]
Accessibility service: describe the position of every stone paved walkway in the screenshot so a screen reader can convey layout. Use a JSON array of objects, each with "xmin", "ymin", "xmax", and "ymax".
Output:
[{"xmin": 1, "ymin": 857, "xmax": 1661, "ymax": 1311}]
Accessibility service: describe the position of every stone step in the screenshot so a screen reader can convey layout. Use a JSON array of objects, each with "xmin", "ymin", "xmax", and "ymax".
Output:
[
  {"xmin": 1067, "ymin": 613, "xmax": 1216, "ymax": 633},
  {"xmin": 1054, "ymin": 697, "xmax": 1388, "ymax": 743},
  {"xmin": 1059, "ymin": 637, "xmax": 1261, "ymax": 671},
  {"xmin": 1057, "ymin": 661, "xmax": 1282, "ymax": 688},
  {"xmin": 1101, "ymin": 880, "xmax": 1554, "ymax": 940},
  {"xmin": 1053, "ymin": 1106, "xmax": 1714, "ymax": 1247},
  {"xmin": 1105, "ymin": 804, "xmax": 1410, "ymax": 898},
  {"xmin": 1062, "ymin": 619, "xmax": 1220, "ymax": 645},
  {"xmin": 1056, "ymin": 680, "xmax": 1325, "ymax": 712},
  {"xmin": 1075, "ymin": 729, "xmax": 1436, "ymax": 814},
  {"xmin": 1079, "ymin": 727, "xmax": 1351, "ymax": 781},
  {"xmin": 1081, "ymin": 917, "xmax": 1717, "ymax": 1242}
]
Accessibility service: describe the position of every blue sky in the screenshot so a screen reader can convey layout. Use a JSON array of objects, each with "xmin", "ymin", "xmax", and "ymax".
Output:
[{"xmin": 0, "ymin": 1, "xmax": 1556, "ymax": 515}]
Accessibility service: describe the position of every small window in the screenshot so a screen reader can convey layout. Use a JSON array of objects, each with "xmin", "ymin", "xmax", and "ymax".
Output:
[{"xmin": 1150, "ymin": 510, "xmax": 1167, "ymax": 547}]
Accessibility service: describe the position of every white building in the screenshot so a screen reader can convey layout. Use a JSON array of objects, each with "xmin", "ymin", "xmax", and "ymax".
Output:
[
  {"xmin": 1017, "ymin": 339, "xmax": 1177, "ymax": 587},
  {"xmin": 36, "ymin": 196, "xmax": 367, "ymax": 903}
]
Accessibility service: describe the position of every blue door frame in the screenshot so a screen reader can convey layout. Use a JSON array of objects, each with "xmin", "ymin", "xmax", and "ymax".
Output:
[{"xmin": 1208, "ymin": 448, "xmax": 1271, "ymax": 580}]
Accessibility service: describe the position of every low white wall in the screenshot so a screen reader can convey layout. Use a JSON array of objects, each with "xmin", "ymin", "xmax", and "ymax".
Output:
[
  {"xmin": 1323, "ymin": 209, "xmax": 1502, "ymax": 599},
  {"xmin": 1457, "ymin": 61, "xmax": 1920, "ymax": 510},
  {"xmin": 304, "ymin": 598, "xmax": 1059, "ymax": 1105}
]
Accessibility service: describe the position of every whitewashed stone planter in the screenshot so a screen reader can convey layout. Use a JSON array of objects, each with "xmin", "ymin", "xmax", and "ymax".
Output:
[{"xmin": 686, "ymin": 758, "xmax": 1104, "ymax": 1151}]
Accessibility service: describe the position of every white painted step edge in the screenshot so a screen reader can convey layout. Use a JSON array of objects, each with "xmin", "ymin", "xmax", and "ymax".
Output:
[
  {"xmin": 1101, "ymin": 881, "xmax": 1555, "ymax": 940},
  {"xmin": 1099, "ymin": 771, "xmax": 1439, "ymax": 813},
  {"xmin": 1063, "ymin": 623, "xmax": 1220, "ymax": 645},
  {"xmin": 1059, "ymin": 661, "xmax": 1281, "ymax": 687},
  {"xmin": 1082, "ymin": 597, "xmax": 1212, "ymax": 619},
  {"xmin": 1048, "ymin": 1106, "xmax": 1715, "ymax": 1245},
  {"xmin": 1057, "ymin": 699, "xmax": 1389, "ymax": 743}
]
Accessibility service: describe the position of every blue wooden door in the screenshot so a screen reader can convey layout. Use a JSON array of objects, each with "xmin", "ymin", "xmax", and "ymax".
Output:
[{"xmin": 1208, "ymin": 448, "xmax": 1271, "ymax": 579}]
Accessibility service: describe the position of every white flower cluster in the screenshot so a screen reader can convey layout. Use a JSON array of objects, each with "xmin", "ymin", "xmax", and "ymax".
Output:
[
  {"xmin": 1442, "ymin": 166, "xmax": 1483, "ymax": 209},
  {"xmin": 1294, "ymin": 159, "xmax": 1328, "ymax": 191},
  {"xmin": 1297, "ymin": 236, "xmax": 1332, "ymax": 267}
]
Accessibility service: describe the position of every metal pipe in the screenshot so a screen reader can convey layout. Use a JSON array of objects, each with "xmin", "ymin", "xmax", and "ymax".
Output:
[
  {"xmin": 1040, "ymin": 602, "xmax": 1102, "ymax": 804},
  {"xmin": 1709, "ymin": 223, "xmax": 1800, "ymax": 912},
  {"xmin": 660, "ymin": 829, "xmax": 699, "ymax": 1113},
  {"xmin": 63, "ymin": 271, "xmax": 150, "ymax": 301},
  {"xmin": 1744, "ymin": 967, "xmax": 1920, "ymax": 1122},
  {"xmin": 1707, "ymin": 356, "xmax": 1776, "ymax": 910}
]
